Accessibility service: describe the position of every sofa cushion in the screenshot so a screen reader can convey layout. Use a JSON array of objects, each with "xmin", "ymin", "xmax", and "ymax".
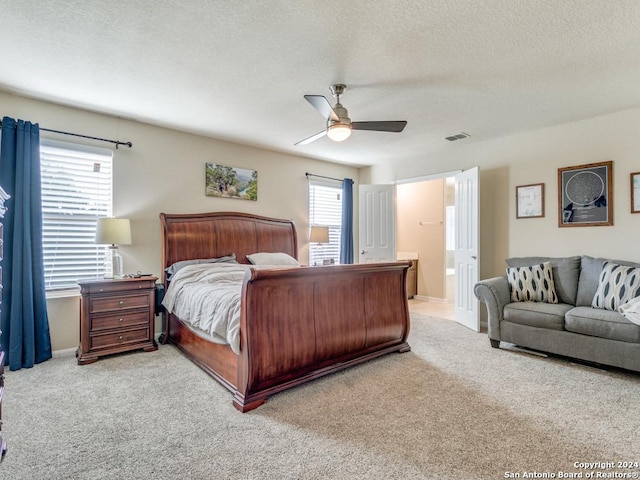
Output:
[
  {"xmin": 503, "ymin": 302, "xmax": 573, "ymax": 330},
  {"xmin": 591, "ymin": 262, "xmax": 640, "ymax": 311},
  {"xmin": 506, "ymin": 256, "xmax": 581, "ymax": 305},
  {"xmin": 576, "ymin": 256, "xmax": 640, "ymax": 307},
  {"xmin": 506, "ymin": 262, "xmax": 558, "ymax": 303},
  {"xmin": 565, "ymin": 306, "xmax": 640, "ymax": 343}
]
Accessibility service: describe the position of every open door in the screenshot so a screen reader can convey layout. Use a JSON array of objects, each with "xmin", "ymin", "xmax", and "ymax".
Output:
[
  {"xmin": 454, "ymin": 167, "xmax": 480, "ymax": 331},
  {"xmin": 358, "ymin": 184, "xmax": 395, "ymax": 263}
]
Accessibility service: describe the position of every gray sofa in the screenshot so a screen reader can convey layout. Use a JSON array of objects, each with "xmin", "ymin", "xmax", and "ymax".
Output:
[{"xmin": 474, "ymin": 255, "xmax": 640, "ymax": 372}]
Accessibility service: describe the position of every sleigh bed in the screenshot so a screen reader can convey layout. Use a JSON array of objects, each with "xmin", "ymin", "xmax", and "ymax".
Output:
[{"xmin": 159, "ymin": 211, "xmax": 411, "ymax": 412}]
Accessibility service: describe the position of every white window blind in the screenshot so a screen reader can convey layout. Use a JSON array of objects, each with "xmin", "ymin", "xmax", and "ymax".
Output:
[
  {"xmin": 308, "ymin": 182, "xmax": 342, "ymax": 265},
  {"xmin": 40, "ymin": 140, "xmax": 113, "ymax": 291}
]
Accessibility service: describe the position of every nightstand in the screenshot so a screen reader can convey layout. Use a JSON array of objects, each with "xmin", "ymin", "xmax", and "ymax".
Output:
[
  {"xmin": 77, "ymin": 276, "xmax": 158, "ymax": 365},
  {"xmin": 406, "ymin": 259, "xmax": 418, "ymax": 299}
]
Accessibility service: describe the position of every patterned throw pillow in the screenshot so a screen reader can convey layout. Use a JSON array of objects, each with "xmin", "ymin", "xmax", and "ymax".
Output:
[
  {"xmin": 591, "ymin": 262, "xmax": 640, "ymax": 311},
  {"xmin": 506, "ymin": 262, "xmax": 558, "ymax": 303}
]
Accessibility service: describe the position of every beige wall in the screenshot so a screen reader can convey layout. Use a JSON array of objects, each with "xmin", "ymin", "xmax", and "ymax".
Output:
[
  {"xmin": 362, "ymin": 107, "xmax": 640, "ymax": 281},
  {"xmin": 397, "ymin": 179, "xmax": 446, "ymax": 299},
  {"xmin": 1, "ymin": 91, "xmax": 358, "ymax": 351},
  {"xmin": 5, "ymin": 90, "xmax": 640, "ymax": 351}
]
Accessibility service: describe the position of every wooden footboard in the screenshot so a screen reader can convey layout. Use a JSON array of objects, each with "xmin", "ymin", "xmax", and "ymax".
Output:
[
  {"xmin": 162, "ymin": 262, "xmax": 410, "ymax": 412},
  {"xmin": 237, "ymin": 262, "xmax": 410, "ymax": 411}
]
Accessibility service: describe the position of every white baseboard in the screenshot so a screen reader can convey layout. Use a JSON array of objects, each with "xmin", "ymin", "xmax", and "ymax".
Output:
[
  {"xmin": 413, "ymin": 295, "xmax": 449, "ymax": 304},
  {"xmin": 53, "ymin": 347, "xmax": 77, "ymax": 358},
  {"xmin": 53, "ymin": 333, "xmax": 163, "ymax": 358}
]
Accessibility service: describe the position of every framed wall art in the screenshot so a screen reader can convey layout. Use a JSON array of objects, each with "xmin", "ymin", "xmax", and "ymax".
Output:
[
  {"xmin": 632, "ymin": 172, "xmax": 640, "ymax": 214},
  {"xmin": 516, "ymin": 183, "xmax": 544, "ymax": 219},
  {"xmin": 205, "ymin": 163, "xmax": 258, "ymax": 201},
  {"xmin": 558, "ymin": 160, "xmax": 613, "ymax": 227}
]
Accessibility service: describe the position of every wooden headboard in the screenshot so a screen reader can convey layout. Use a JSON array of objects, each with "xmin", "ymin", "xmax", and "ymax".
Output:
[{"xmin": 159, "ymin": 211, "xmax": 298, "ymax": 281}]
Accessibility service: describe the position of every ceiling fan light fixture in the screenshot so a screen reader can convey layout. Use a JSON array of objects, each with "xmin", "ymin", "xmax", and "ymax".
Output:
[
  {"xmin": 296, "ymin": 84, "xmax": 407, "ymax": 146},
  {"xmin": 327, "ymin": 123, "xmax": 351, "ymax": 142}
]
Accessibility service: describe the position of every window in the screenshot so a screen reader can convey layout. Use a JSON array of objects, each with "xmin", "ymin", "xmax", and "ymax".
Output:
[
  {"xmin": 40, "ymin": 140, "xmax": 113, "ymax": 292},
  {"xmin": 308, "ymin": 182, "xmax": 341, "ymax": 265}
]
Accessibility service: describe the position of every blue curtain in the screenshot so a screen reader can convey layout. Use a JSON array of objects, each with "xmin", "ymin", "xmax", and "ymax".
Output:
[
  {"xmin": 340, "ymin": 178, "xmax": 354, "ymax": 264},
  {"xmin": 0, "ymin": 116, "xmax": 52, "ymax": 370}
]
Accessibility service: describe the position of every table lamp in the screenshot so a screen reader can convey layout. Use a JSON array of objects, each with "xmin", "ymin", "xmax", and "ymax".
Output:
[
  {"xmin": 309, "ymin": 225, "xmax": 330, "ymax": 265},
  {"xmin": 95, "ymin": 218, "xmax": 132, "ymax": 278}
]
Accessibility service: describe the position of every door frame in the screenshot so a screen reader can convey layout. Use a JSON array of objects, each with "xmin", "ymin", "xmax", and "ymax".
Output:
[{"xmin": 395, "ymin": 170, "xmax": 462, "ymax": 301}]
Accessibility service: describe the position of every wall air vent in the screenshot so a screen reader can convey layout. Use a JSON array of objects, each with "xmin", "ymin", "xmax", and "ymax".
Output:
[{"xmin": 445, "ymin": 132, "xmax": 470, "ymax": 141}]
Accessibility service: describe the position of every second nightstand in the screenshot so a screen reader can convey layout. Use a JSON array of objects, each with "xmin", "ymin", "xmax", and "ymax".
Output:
[{"xmin": 77, "ymin": 276, "xmax": 158, "ymax": 365}]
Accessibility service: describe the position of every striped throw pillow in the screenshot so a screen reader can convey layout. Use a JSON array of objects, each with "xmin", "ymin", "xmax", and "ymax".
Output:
[
  {"xmin": 592, "ymin": 262, "xmax": 640, "ymax": 311},
  {"xmin": 506, "ymin": 262, "xmax": 558, "ymax": 303}
]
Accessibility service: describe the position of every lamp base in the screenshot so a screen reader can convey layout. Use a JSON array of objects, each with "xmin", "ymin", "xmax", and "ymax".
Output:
[{"xmin": 104, "ymin": 245, "xmax": 124, "ymax": 279}]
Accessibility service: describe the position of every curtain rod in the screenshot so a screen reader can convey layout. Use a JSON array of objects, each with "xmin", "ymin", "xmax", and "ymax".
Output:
[
  {"xmin": 305, "ymin": 172, "xmax": 343, "ymax": 182},
  {"xmin": 0, "ymin": 119, "xmax": 132, "ymax": 149}
]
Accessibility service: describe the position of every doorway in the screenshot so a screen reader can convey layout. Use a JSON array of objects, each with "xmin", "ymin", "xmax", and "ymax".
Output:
[{"xmin": 396, "ymin": 175, "xmax": 456, "ymax": 318}]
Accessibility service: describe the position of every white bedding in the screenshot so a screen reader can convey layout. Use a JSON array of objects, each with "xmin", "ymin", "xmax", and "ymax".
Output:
[
  {"xmin": 162, "ymin": 263, "xmax": 250, "ymax": 354},
  {"xmin": 161, "ymin": 262, "xmax": 298, "ymax": 354}
]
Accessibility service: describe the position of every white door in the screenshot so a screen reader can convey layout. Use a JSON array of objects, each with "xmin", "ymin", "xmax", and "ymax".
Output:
[
  {"xmin": 358, "ymin": 184, "xmax": 396, "ymax": 263},
  {"xmin": 454, "ymin": 167, "xmax": 480, "ymax": 331}
]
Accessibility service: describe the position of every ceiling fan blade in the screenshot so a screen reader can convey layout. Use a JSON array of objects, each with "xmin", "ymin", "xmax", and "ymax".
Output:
[
  {"xmin": 351, "ymin": 121, "xmax": 407, "ymax": 132},
  {"xmin": 294, "ymin": 129, "xmax": 327, "ymax": 146},
  {"xmin": 304, "ymin": 95, "xmax": 339, "ymax": 122}
]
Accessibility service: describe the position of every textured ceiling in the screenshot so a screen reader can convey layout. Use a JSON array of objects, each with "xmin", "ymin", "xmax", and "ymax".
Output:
[{"xmin": 2, "ymin": 1, "xmax": 640, "ymax": 167}]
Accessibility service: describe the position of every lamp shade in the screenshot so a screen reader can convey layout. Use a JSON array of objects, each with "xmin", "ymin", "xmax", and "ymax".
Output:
[
  {"xmin": 309, "ymin": 225, "xmax": 329, "ymax": 244},
  {"xmin": 95, "ymin": 218, "xmax": 132, "ymax": 245}
]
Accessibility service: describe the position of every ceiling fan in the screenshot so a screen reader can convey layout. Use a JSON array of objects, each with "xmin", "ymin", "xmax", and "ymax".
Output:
[{"xmin": 295, "ymin": 84, "xmax": 407, "ymax": 146}]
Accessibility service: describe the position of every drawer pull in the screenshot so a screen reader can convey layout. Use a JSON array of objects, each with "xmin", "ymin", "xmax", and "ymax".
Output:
[
  {"xmin": 119, "ymin": 300, "xmax": 125, "ymax": 306},
  {"xmin": 118, "ymin": 318, "xmax": 124, "ymax": 323},
  {"xmin": 118, "ymin": 335, "xmax": 123, "ymax": 340}
]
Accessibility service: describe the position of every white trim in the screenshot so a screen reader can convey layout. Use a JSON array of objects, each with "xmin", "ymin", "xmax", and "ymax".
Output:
[
  {"xmin": 41, "ymin": 138, "xmax": 113, "ymax": 156},
  {"xmin": 395, "ymin": 170, "xmax": 462, "ymax": 185},
  {"xmin": 308, "ymin": 178, "xmax": 342, "ymax": 187},
  {"xmin": 414, "ymin": 294, "xmax": 449, "ymax": 304},
  {"xmin": 52, "ymin": 347, "xmax": 77, "ymax": 358},
  {"xmin": 46, "ymin": 288, "xmax": 81, "ymax": 300}
]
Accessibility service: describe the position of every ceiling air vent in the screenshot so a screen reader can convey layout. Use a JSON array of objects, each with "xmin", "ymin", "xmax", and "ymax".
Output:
[{"xmin": 445, "ymin": 132, "xmax": 470, "ymax": 141}]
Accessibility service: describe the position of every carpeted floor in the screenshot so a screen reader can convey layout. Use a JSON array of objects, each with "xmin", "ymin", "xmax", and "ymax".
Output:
[{"xmin": 2, "ymin": 313, "xmax": 639, "ymax": 480}]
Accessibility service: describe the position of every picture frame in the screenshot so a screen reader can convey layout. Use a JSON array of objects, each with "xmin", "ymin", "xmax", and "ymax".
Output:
[
  {"xmin": 558, "ymin": 160, "xmax": 613, "ymax": 227},
  {"xmin": 205, "ymin": 163, "xmax": 258, "ymax": 201},
  {"xmin": 516, "ymin": 183, "xmax": 545, "ymax": 219},
  {"xmin": 632, "ymin": 172, "xmax": 640, "ymax": 214}
]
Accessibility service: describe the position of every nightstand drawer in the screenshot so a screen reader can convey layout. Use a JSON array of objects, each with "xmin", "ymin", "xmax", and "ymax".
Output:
[
  {"xmin": 90, "ymin": 327, "xmax": 150, "ymax": 350},
  {"xmin": 91, "ymin": 311, "xmax": 150, "ymax": 331},
  {"xmin": 82, "ymin": 278, "xmax": 156, "ymax": 295},
  {"xmin": 90, "ymin": 294, "xmax": 150, "ymax": 314}
]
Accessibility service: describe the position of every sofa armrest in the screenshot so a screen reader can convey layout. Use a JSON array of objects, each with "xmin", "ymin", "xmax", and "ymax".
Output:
[{"xmin": 474, "ymin": 276, "xmax": 510, "ymax": 342}]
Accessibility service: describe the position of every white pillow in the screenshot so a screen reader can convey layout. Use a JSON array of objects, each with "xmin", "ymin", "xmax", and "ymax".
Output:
[
  {"xmin": 506, "ymin": 261, "xmax": 558, "ymax": 303},
  {"xmin": 246, "ymin": 252, "xmax": 300, "ymax": 266},
  {"xmin": 592, "ymin": 262, "xmax": 640, "ymax": 311}
]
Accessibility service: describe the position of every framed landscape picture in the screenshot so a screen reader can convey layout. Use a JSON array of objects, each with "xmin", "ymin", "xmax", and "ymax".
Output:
[
  {"xmin": 205, "ymin": 163, "xmax": 258, "ymax": 201},
  {"xmin": 558, "ymin": 160, "xmax": 613, "ymax": 227},
  {"xmin": 516, "ymin": 183, "xmax": 544, "ymax": 219}
]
